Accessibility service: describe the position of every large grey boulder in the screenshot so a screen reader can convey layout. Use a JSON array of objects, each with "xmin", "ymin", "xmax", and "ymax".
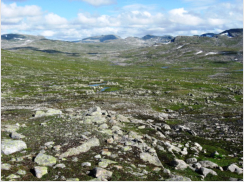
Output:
[
  {"xmin": 140, "ymin": 152, "xmax": 163, "ymax": 167},
  {"xmin": 226, "ymin": 164, "xmax": 243, "ymax": 174},
  {"xmin": 199, "ymin": 167, "xmax": 217, "ymax": 177},
  {"xmin": 59, "ymin": 138, "xmax": 100, "ymax": 159},
  {"xmin": 186, "ymin": 158, "xmax": 197, "ymax": 164},
  {"xmin": 34, "ymin": 153, "xmax": 57, "ymax": 166},
  {"xmin": 170, "ymin": 159, "xmax": 188, "ymax": 170},
  {"xmin": 199, "ymin": 160, "xmax": 218, "ymax": 168},
  {"xmin": 1, "ymin": 139, "xmax": 27, "ymax": 155}
]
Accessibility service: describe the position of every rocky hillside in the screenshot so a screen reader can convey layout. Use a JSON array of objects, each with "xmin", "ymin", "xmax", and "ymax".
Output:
[{"xmin": 81, "ymin": 35, "xmax": 121, "ymax": 43}]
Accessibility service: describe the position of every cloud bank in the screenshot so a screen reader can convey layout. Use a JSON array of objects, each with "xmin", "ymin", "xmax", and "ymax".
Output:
[{"xmin": 1, "ymin": 0, "xmax": 243, "ymax": 40}]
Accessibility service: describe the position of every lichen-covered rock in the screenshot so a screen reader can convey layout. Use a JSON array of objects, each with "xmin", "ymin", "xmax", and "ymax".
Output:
[
  {"xmin": 170, "ymin": 159, "xmax": 188, "ymax": 170},
  {"xmin": 34, "ymin": 153, "xmax": 57, "ymax": 166},
  {"xmin": 34, "ymin": 109, "xmax": 62, "ymax": 117},
  {"xmin": 116, "ymin": 114, "xmax": 130, "ymax": 123},
  {"xmin": 82, "ymin": 162, "xmax": 91, "ymax": 167},
  {"xmin": 66, "ymin": 178, "xmax": 79, "ymax": 181},
  {"xmin": 6, "ymin": 174, "xmax": 20, "ymax": 180},
  {"xmin": 17, "ymin": 169, "xmax": 26, "ymax": 175},
  {"xmin": 2, "ymin": 125, "xmax": 19, "ymax": 132},
  {"xmin": 1, "ymin": 163, "xmax": 12, "ymax": 170},
  {"xmin": 1, "ymin": 139, "xmax": 27, "ymax": 155},
  {"xmin": 98, "ymin": 159, "xmax": 117, "ymax": 168},
  {"xmin": 34, "ymin": 166, "xmax": 48, "ymax": 178},
  {"xmin": 92, "ymin": 167, "xmax": 113, "ymax": 180},
  {"xmin": 59, "ymin": 138, "xmax": 100, "ymax": 159},
  {"xmin": 140, "ymin": 152, "xmax": 163, "ymax": 167}
]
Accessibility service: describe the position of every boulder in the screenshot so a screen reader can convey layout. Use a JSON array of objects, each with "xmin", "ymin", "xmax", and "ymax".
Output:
[
  {"xmin": 1, "ymin": 139, "xmax": 27, "ymax": 155},
  {"xmin": 34, "ymin": 109, "xmax": 62, "ymax": 117},
  {"xmin": 140, "ymin": 152, "xmax": 163, "ymax": 167},
  {"xmin": 1, "ymin": 163, "xmax": 12, "ymax": 170},
  {"xmin": 92, "ymin": 167, "xmax": 113, "ymax": 180},
  {"xmin": 199, "ymin": 167, "xmax": 217, "ymax": 177},
  {"xmin": 34, "ymin": 166, "xmax": 48, "ymax": 178},
  {"xmin": 98, "ymin": 159, "xmax": 117, "ymax": 168},
  {"xmin": 199, "ymin": 160, "xmax": 218, "ymax": 168},
  {"xmin": 10, "ymin": 132, "xmax": 25, "ymax": 139},
  {"xmin": 226, "ymin": 164, "xmax": 243, "ymax": 174},
  {"xmin": 59, "ymin": 138, "xmax": 100, "ymax": 159},
  {"xmin": 186, "ymin": 158, "xmax": 197, "ymax": 164},
  {"xmin": 34, "ymin": 153, "xmax": 57, "ymax": 166},
  {"xmin": 170, "ymin": 159, "xmax": 188, "ymax": 170}
]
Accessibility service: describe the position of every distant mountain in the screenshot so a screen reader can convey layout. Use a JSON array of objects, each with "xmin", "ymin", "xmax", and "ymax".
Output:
[
  {"xmin": 200, "ymin": 33, "xmax": 217, "ymax": 38},
  {"xmin": 1, "ymin": 34, "xmax": 27, "ymax": 40},
  {"xmin": 219, "ymin": 28, "xmax": 243, "ymax": 37},
  {"xmin": 141, "ymin": 35, "xmax": 174, "ymax": 43},
  {"xmin": 82, "ymin": 35, "xmax": 121, "ymax": 43}
]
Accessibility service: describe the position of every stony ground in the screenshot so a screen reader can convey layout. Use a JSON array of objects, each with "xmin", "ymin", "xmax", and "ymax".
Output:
[{"xmin": 1, "ymin": 32, "xmax": 243, "ymax": 181}]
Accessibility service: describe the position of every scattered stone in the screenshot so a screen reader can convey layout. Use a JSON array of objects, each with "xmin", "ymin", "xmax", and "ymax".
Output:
[
  {"xmin": 66, "ymin": 178, "xmax": 79, "ymax": 181},
  {"xmin": 114, "ymin": 165, "xmax": 123, "ymax": 170},
  {"xmin": 10, "ymin": 132, "xmax": 25, "ymax": 139},
  {"xmin": 1, "ymin": 139, "xmax": 27, "ymax": 155},
  {"xmin": 101, "ymin": 149, "xmax": 111, "ymax": 156},
  {"xmin": 17, "ymin": 169, "xmax": 26, "ymax": 175},
  {"xmin": 140, "ymin": 152, "xmax": 163, "ymax": 167},
  {"xmin": 2, "ymin": 125, "xmax": 19, "ymax": 132},
  {"xmin": 165, "ymin": 175, "xmax": 191, "ymax": 181},
  {"xmin": 1, "ymin": 163, "xmax": 12, "ymax": 170},
  {"xmin": 199, "ymin": 160, "xmax": 218, "ymax": 168},
  {"xmin": 226, "ymin": 164, "xmax": 243, "ymax": 174},
  {"xmin": 186, "ymin": 158, "xmax": 197, "ymax": 164},
  {"xmin": 34, "ymin": 153, "xmax": 57, "ymax": 166},
  {"xmin": 98, "ymin": 159, "xmax": 117, "ymax": 168},
  {"xmin": 6, "ymin": 174, "xmax": 20, "ymax": 180},
  {"xmin": 82, "ymin": 162, "xmax": 91, "ymax": 167},
  {"xmin": 34, "ymin": 166, "xmax": 48, "ymax": 178},
  {"xmin": 53, "ymin": 163, "xmax": 66, "ymax": 169},
  {"xmin": 92, "ymin": 167, "xmax": 113, "ymax": 180},
  {"xmin": 34, "ymin": 109, "xmax": 62, "ymax": 117},
  {"xmin": 170, "ymin": 159, "xmax": 188, "ymax": 170},
  {"xmin": 198, "ymin": 167, "xmax": 217, "ymax": 177},
  {"xmin": 94, "ymin": 154, "xmax": 101, "ymax": 159}
]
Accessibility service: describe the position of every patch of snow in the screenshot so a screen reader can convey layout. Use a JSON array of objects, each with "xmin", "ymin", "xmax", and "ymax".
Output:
[
  {"xmin": 205, "ymin": 52, "xmax": 218, "ymax": 56},
  {"xmin": 220, "ymin": 33, "xmax": 228, "ymax": 36},
  {"xmin": 177, "ymin": 45, "xmax": 183, "ymax": 49},
  {"xmin": 14, "ymin": 38, "xmax": 24, "ymax": 40},
  {"xmin": 163, "ymin": 42, "xmax": 171, "ymax": 45},
  {"xmin": 195, "ymin": 51, "xmax": 203, "ymax": 55}
]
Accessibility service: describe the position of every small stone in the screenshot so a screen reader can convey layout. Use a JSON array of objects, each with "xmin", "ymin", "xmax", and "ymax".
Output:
[
  {"xmin": 66, "ymin": 178, "xmax": 79, "ymax": 181},
  {"xmin": 17, "ymin": 169, "xmax": 26, "ymax": 175},
  {"xmin": 98, "ymin": 159, "xmax": 117, "ymax": 168},
  {"xmin": 153, "ymin": 167, "xmax": 161, "ymax": 172},
  {"xmin": 94, "ymin": 154, "xmax": 101, "ymax": 159},
  {"xmin": 165, "ymin": 175, "xmax": 191, "ymax": 181},
  {"xmin": 138, "ymin": 125, "xmax": 146, "ymax": 129},
  {"xmin": 186, "ymin": 158, "xmax": 197, "ymax": 164},
  {"xmin": 6, "ymin": 174, "xmax": 20, "ymax": 179},
  {"xmin": 106, "ymin": 138, "xmax": 114, "ymax": 144},
  {"xmin": 10, "ymin": 132, "xmax": 25, "ymax": 139},
  {"xmin": 82, "ymin": 162, "xmax": 91, "ymax": 167},
  {"xmin": 34, "ymin": 166, "xmax": 48, "ymax": 178},
  {"xmin": 54, "ymin": 163, "xmax": 66, "ymax": 169},
  {"xmin": 1, "ymin": 163, "xmax": 12, "ymax": 170},
  {"xmin": 114, "ymin": 165, "xmax": 123, "ymax": 170},
  {"xmin": 199, "ymin": 167, "xmax": 217, "ymax": 177},
  {"xmin": 92, "ymin": 167, "xmax": 113, "ymax": 180}
]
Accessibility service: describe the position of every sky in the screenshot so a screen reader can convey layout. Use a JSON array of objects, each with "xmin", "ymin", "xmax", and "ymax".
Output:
[{"xmin": 1, "ymin": 0, "xmax": 243, "ymax": 40}]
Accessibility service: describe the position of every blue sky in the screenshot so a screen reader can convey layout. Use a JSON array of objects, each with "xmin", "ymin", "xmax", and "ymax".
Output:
[{"xmin": 1, "ymin": 0, "xmax": 243, "ymax": 40}]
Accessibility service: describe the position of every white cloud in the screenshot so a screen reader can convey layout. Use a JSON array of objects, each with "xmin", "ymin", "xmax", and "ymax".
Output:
[
  {"xmin": 40, "ymin": 30, "xmax": 56, "ymax": 37},
  {"xmin": 77, "ymin": 0, "xmax": 116, "ymax": 6},
  {"xmin": 169, "ymin": 8, "xmax": 203, "ymax": 26},
  {"xmin": 1, "ymin": 1, "xmax": 243, "ymax": 40}
]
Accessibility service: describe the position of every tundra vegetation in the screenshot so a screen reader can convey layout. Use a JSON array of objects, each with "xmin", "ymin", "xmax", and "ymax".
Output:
[{"xmin": 1, "ymin": 29, "xmax": 243, "ymax": 181}]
